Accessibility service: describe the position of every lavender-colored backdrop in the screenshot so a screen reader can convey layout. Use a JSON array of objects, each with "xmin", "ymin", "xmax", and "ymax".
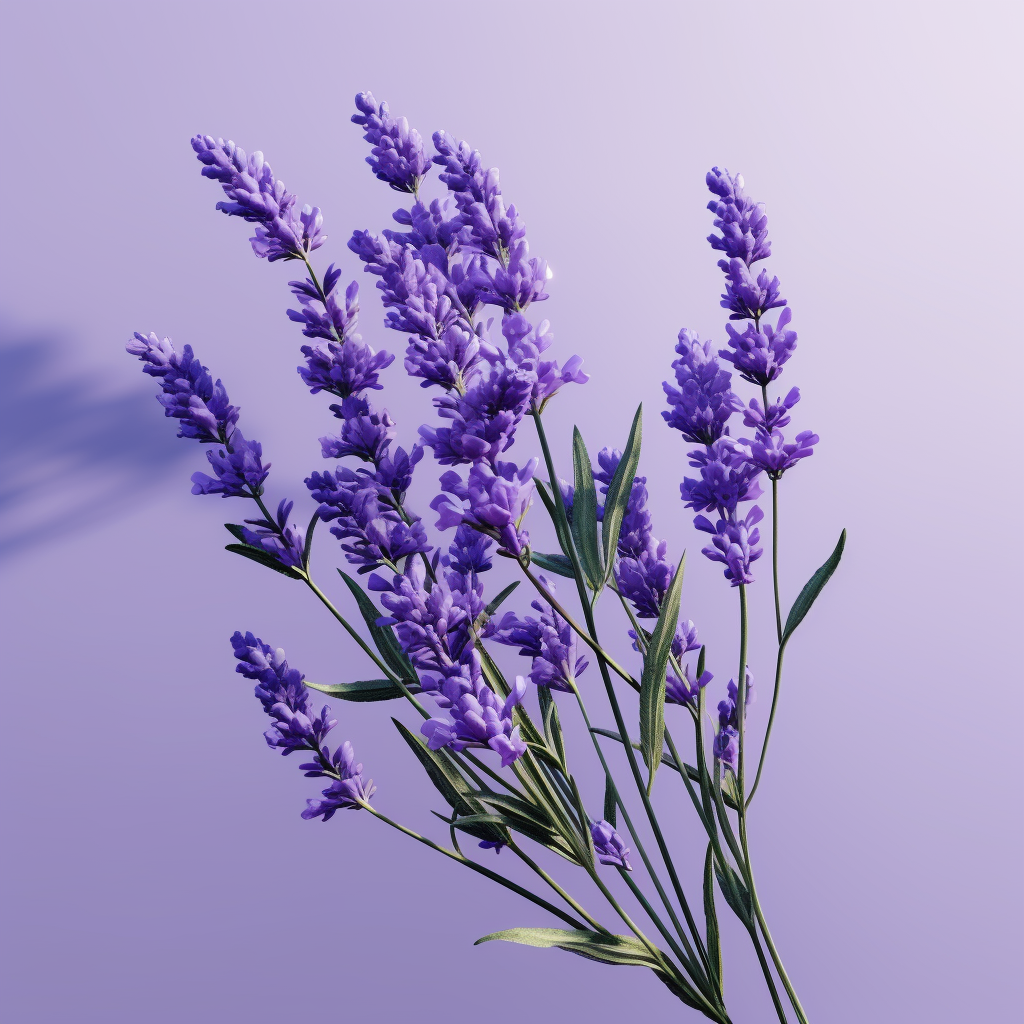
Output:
[{"xmin": 2, "ymin": 2, "xmax": 1021, "ymax": 1021}]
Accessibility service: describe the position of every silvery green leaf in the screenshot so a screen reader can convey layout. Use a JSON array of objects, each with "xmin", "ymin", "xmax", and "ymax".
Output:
[
  {"xmin": 474, "ymin": 927, "xmax": 658, "ymax": 967},
  {"xmin": 639, "ymin": 553, "xmax": 685, "ymax": 792},
  {"xmin": 484, "ymin": 580, "xmax": 520, "ymax": 617},
  {"xmin": 534, "ymin": 479, "xmax": 574, "ymax": 557},
  {"xmin": 305, "ymin": 678, "xmax": 421, "ymax": 702},
  {"xmin": 782, "ymin": 528, "xmax": 846, "ymax": 643},
  {"xmin": 339, "ymin": 570, "xmax": 416, "ymax": 680},
  {"xmin": 570, "ymin": 427, "xmax": 604, "ymax": 590},
  {"xmin": 224, "ymin": 543, "xmax": 304, "ymax": 579},
  {"xmin": 530, "ymin": 551, "xmax": 575, "ymax": 578},
  {"xmin": 703, "ymin": 844, "xmax": 723, "ymax": 993},
  {"xmin": 714, "ymin": 862, "xmax": 753, "ymax": 927},
  {"xmin": 600, "ymin": 404, "xmax": 642, "ymax": 581},
  {"xmin": 603, "ymin": 777, "xmax": 617, "ymax": 827}
]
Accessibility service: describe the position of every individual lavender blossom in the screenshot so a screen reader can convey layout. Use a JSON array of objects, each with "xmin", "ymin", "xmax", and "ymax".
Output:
[
  {"xmin": 288, "ymin": 265, "xmax": 359, "ymax": 343},
  {"xmin": 238, "ymin": 500, "xmax": 306, "ymax": 571},
  {"xmin": 719, "ymin": 308, "xmax": 799, "ymax": 387},
  {"xmin": 502, "ymin": 313, "xmax": 587, "ymax": 409},
  {"xmin": 666, "ymin": 664, "xmax": 714, "ymax": 706},
  {"xmin": 492, "ymin": 579, "xmax": 589, "ymax": 691},
  {"xmin": 719, "ymin": 258, "xmax": 786, "ymax": 321},
  {"xmin": 420, "ymin": 659, "xmax": 527, "ymax": 767},
  {"xmin": 191, "ymin": 432, "xmax": 268, "ymax": 498},
  {"xmin": 126, "ymin": 333, "xmax": 238, "ymax": 443},
  {"xmin": 590, "ymin": 819, "xmax": 632, "ymax": 870},
  {"xmin": 742, "ymin": 387, "xmax": 802, "ymax": 433},
  {"xmin": 352, "ymin": 92, "xmax": 432, "ymax": 194},
  {"xmin": 306, "ymin": 468, "xmax": 430, "ymax": 572},
  {"xmin": 431, "ymin": 460, "xmax": 536, "ymax": 559},
  {"xmin": 694, "ymin": 507, "xmax": 764, "ymax": 587},
  {"xmin": 191, "ymin": 135, "xmax": 325, "ymax": 262},
  {"xmin": 706, "ymin": 167, "xmax": 772, "ymax": 267},
  {"xmin": 713, "ymin": 668, "xmax": 755, "ymax": 773},
  {"xmin": 662, "ymin": 330, "xmax": 743, "ymax": 445}
]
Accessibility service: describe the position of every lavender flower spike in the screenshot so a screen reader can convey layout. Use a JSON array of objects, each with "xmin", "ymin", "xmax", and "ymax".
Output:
[
  {"xmin": 301, "ymin": 742, "xmax": 376, "ymax": 820},
  {"xmin": 191, "ymin": 135, "xmax": 326, "ymax": 262},
  {"xmin": 662, "ymin": 329, "xmax": 743, "ymax": 445},
  {"xmin": 713, "ymin": 668, "xmax": 755, "ymax": 773},
  {"xmin": 191, "ymin": 432, "xmax": 268, "ymax": 498},
  {"xmin": 352, "ymin": 92, "xmax": 431, "ymax": 194},
  {"xmin": 590, "ymin": 819, "xmax": 632, "ymax": 870},
  {"xmin": 694, "ymin": 506, "xmax": 764, "ymax": 587}
]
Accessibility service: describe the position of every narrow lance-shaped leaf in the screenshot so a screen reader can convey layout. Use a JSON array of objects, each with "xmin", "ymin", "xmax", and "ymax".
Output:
[
  {"xmin": 571, "ymin": 427, "xmax": 604, "ymax": 590},
  {"xmin": 474, "ymin": 928, "xmax": 659, "ymax": 968},
  {"xmin": 782, "ymin": 528, "xmax": 846, "ymax": 643},
  {"xmin": 224, "ymin": 543, "xmax": 305, "ymax": 579},
  {"xmin": 639, "ymin": 552, "xmax": 686, "ymax": 793},
  {"xmin": 703, "ymin": 844, "xmax": 723, "ymax": 994},
  {"xmin": 305, "ymin": 678, "xmax": 423, "ymax": 702},
  {"xmin": 530, "ymin": 552, "xmax": 575, "ymax": 578},
  {"xmin": 534, "ymin": 479, "xmax": 574, "ymax": 559},
  {"xmin": 601, "ymin": 404, "xmax": 643, "ymax": 581},
  {"xmin": 339, "ymin": 570, "xmax": 416, "ymax": 680}
]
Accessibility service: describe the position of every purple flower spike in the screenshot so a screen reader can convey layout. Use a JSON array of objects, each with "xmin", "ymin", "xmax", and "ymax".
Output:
[
  {"xmin": 694, "ymin": 507, "xmax": 764, "ymax": 587},
  {"xmin": 720, "ymin": 308, "xmax": 799, "ymax": 387},
  {"xmin": 320, "ymin": 396, "xmax": 396, "ymax": 465},
  {"xmin": 420, "ymin": 660, "xmax": 527, "ymax": 767},
  {"xmin": 126, "ymin": 333, "xmax": 239, "ymax": 443},
  {"xmin": 666, "ymin": 665, "xmax": 714, "ymax": 706},
  {"xmin": 738, "ymin": 429, "xmax": 819, "ymax": 479},
  {"xmin": 352, "ymin": 92, "xmax": 431, "ymax": 194},
  {"xmin": 714, "ymin": 668, "xmax": 755, "ymax": 773},
  {"xmin": 301, "ymin": 742, "xmax": 376, "ymax": 820},
  {"xmin": 662, "ymin": 330, "xmax": 743, "ymax": 446},
  {"xmin": 191, "ymin": 135, "xmax": 325, "ymax": 262},
  {"xmin": 191, "ymin": 432, "xmax": 268, "ymax": 498},
  {"xmin": 706, "ymin": 167, "xmax": 771, "ymax": 265},
  {"xmin": 680, "ymin": 438, "xmax": 763, "ymax": 518},
  {"xmin": 590, "ymin": 819, "xmax": 632, "ymax": 870}
]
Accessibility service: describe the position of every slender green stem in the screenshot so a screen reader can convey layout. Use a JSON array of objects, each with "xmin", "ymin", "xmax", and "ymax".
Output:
[
  {"xmin": 746, "ymin": 640, "xmax": 787, "ymax": 806},
  {"xmin": 360, "ymin": 803, "xmax": 586, "ymax": 929},
  {"xmin": 747, "ymin": 921, "xmax": 790, "ymax": 1024},
  {"xmin": 508, "ymin": 841, "xmax": 609, "ymax": 934},
  {"xmin": 736, "ymin": 585, "xmax": 750, "ymax": 802},
  {"xmin": 761, "ymin": 384, "xmax": 783, "ymax": 646}
]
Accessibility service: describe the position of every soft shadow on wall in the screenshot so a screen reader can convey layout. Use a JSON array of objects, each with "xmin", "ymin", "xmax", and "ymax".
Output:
[{"xmin": 0, "ymin": 321, "xmax": 191, "ymax": 561}]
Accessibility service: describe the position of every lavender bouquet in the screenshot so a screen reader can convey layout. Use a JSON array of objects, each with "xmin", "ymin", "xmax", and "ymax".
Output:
[{"xmin": 128, "ymin": 93, "xmax": 843, "ymax": 1023}]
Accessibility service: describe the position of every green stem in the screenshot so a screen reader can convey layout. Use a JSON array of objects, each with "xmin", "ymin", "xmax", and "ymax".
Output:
[
  {"xmin": 360, "ymin": 803, "xmax": 586, "ymax": 930},
  {"xmin": 508, "ymin": 841, "xmax": 609, "ymax": 934},
  {"xmin": 746, "ymin": 640, "xmax": 787, "ymax": 806},
  {"xmin": 761, "ymin": 384, "xmax": 783, "ymax": 646}
]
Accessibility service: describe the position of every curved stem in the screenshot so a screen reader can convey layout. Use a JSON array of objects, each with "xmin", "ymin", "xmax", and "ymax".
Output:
[
  {"xmin": 746, "ymin": 639, "xmax": 787, "ymax": 806},
  {"xmin": 360, "ymin": 803, "xmax": 586, "ymax": 930},
  {"xmin": 508, "ymin": 841, "xmax": 609, "ymax": 935}
]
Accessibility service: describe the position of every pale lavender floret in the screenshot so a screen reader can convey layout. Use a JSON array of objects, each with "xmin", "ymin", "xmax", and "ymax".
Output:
[
  {"xmin": 372, "ymin": 445, "xmax": 424, "ymax": 507},
  {"xmin": 352, "ymin": 92, "xmax": 431, "ymax": 194},
  {"xmin": 306, "ymin": 468, "xmax": 431, "ymax": 573},
  {"xmin": 694, "ymin": 507, "xmax": 764, "ymax": 587},
  {"xmin": 191, "ymin": 432, "xmax": 268, "ymax": 497},
  {"xmin": 617, "ymin": 542, "xmax": 676, "ymax": 619},
  {"xmin": 743, "ymin": 387, "xmax": 801, "ymax": 433},
  {"xmin": 320, "ymin": 396, "xmax": 396, "ymax": 465},
  {"xmin": 420, "ymin": 659, "xmax": 527, "ymax": 767},
  {"xmin": 126, "ymin": 333, "xmax": 239, "ymax": 443},
  {"xmin": 420, "ymin": 366, "xmax": 534, "ymax": 465},
  {"xmin": 720, "ymin": 308, "xmax": 798, "ymax": 386},
  {"xmin": 666, "ymin": 665, "xmax": 714, "ymax": 706},
  {"xmin": 719, "ymin": 257, "xmax": 786, "ymax": 321},
  {"xmin": 492, "ymin": 579, "xmax": 589, "ymax": 691},
  {"xmin": 501, "ymin": 313, "xmax": 587, "ymax": 407},
  {"xmin": 714, "ymin": 668, "xmax": 755, "ymax": 772},
  {"xmin": 738, "ymin": 429, "xmax": 819, "ymax": 479},
  {"xmin": 191, "ymin": 134, "xmax": 325, "ymax": 262},
  {"xmin": 662, "ymin": 330, "xmax": 743, "ymax": 446},
  {"xmin": 301, "ymin": 741, "xmax": 376, "ymax": 820},
  {"xmin": 431, "ymin": 459, "xmax": 536, "ymax": 558},
  {"xmin": 590, "ymin": 819, "xmax": 632, "ymax": 870},
  {"xmin": 432, "ymin": 131, "xmax": 527, "ymax": 263},
  {"xmin": 706, "ymin": 167, "xmax": 771, "ymax": 265},
  {"xmin": 299, "ymin": 338, "xmax": 394, "ymax": 400},
  {"xmin": 680, "ymin": 438, "xmax": 763, "ymax": 518},
  {"xmin": 388, "ymin": 198, "xmax": 463, "ymax": 253},
  {"xmin": 239, "ymin": 499, "xmax": 306, "ymax": 571},
  {"xmin": 405, "ymin": 322, "xmax": 489, "ymax": 391},
  {"xmin": 471, "ymin": 241, "xmax": 550, "ymax": 312}
]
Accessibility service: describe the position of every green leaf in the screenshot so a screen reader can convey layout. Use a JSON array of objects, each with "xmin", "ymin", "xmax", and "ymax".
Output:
[
  {"xmin": 703, "ymin": 844, "xmax": 723, "ymax": 994},
  {"xmin": 540, "ymin": 690, "xmax": 566, "ymax": 770},
  {"xmin": 530, "ymin": 551, "xmax": 575, "ymax": 578},
  {"xmin": 639, "ymin": 553, "xmax": 686, "ymax": 792},
  {"xmin": 224, "ymin": 543, "xmax": 305, "ymax": 579},
  {"xmin": 534, "ymin": 479, "xmax": 574, "ymax": 558},
  {"xmin": 224, "ymin": 523, "xmax": 249, "ymax": 544},
  {"xmin": 714, "ymin": 862, "xmax": 753, "ymax": 927},
  {"xmin": 600, "ymin": 404, "xmax": 643, "ymax": 580},
  {"xmin": 570, "ymin": 427, "xmax": 604, "ymax": 590},
  {"xmin": 474, "ymin": 927, "xmax": 660, "ymax": 968},
  {"xmin": 302, "ymin": 510, "xmax": 319, "ymax": 568},
  {"xmin": 446, "ymin": 813, "xmax": 512, "ymax": 846},
  {"xmin": 484, "ymin": 580, "xmax": 520, "ymax": 617},
  {"xmin": 392, "ymin": 719, "xmax": 475, "ymax": 817},
  {"xmin": 603, "ymin": 777, "xmax": 617, "ymax": 828},
  {"xmin": 305, "ymin": 678, "xmax": 422, "ymax": 702},
  {"xmin": 339, "ymin": 570, "xmax": 416, "ymax": 680},
  {"xmin": 782, "ymin": 529, "xmax": 846, "ymax": 644}
]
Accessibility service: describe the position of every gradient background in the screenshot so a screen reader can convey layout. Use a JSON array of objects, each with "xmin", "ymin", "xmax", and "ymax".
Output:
[{"xmin": 2, "ymin": 2, "xmax": 1021, "ymax": 1021}]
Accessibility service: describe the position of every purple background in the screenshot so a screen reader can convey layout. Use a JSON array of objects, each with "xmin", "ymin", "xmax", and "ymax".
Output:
[{"xmin": 2, "ymin": 3, "xmax": 1022, "ymax": 1021}]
